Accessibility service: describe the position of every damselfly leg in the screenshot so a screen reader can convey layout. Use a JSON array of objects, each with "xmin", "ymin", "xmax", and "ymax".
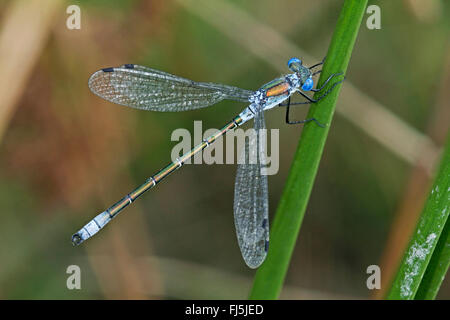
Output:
[
  {"xmin": 310, "ymin": 72, "xmax": 344, "ymax": 93},
  {"xmin": 280, "ymin": 70, "xmax": 344, "ymax": 126},
  {"xmin": 284, "ymin": 96, "xmax": 325, "ymax": 127},
  {"xmin": 307, "ymin": 56, "xmax": 326, "ymax": 70},
  {"xmin": 281, "ymin": 72, "xmax": 344, "ymax": 106}
]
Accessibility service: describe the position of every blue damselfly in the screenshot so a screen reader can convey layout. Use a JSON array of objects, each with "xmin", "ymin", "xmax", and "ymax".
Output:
[{"xmin": 72, "ymin": 58, "xmax": 343, "ymax": 268}]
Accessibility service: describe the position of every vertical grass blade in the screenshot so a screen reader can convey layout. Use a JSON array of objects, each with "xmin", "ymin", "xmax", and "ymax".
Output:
[
  {"xmin": 249, "ymin": 0, "xmax": 368, "ymax": 299},
  {"xmin": 415, "ymin": 216, "xmax": 450, "ymax": 299},
  {"xmin": 387, "ymin": 134, "xmax": 450, "ymax": 300}
]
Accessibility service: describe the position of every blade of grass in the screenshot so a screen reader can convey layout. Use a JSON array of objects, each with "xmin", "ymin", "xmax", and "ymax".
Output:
[
  {"xmin": 415, "ymin": 215, "xmax": 450, "ymax": 299},
  {"xmin": 249, "ymin": 0, "xmax": 368, "ymax": 300},
  {"xmin": 387, "ymin": 133, "xmax": 450, "ymax": 300}
]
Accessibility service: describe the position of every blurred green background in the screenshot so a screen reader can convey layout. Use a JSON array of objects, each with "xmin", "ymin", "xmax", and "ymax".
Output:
[{"xmin": 0, "ymin": 0, "xmax": 448, "ymax": 299}]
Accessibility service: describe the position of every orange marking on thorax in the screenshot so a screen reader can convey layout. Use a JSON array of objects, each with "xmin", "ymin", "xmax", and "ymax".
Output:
[{"xmin": 266, "ymin": 82, "xmax": 290, "ymax": 97}]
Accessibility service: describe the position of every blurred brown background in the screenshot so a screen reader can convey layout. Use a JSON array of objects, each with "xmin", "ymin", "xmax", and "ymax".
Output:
[{"xmin": 0, "ymin": 0, "xmax": 448, "ymax": 299}]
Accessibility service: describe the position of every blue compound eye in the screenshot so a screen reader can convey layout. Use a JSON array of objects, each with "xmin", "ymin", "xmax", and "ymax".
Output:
[
  {"xmin": 301, "ymin": 77, "xmax": 314, "ymax": 91},
  {"xmin": 287, "ymin": 57, "xmax": 302, "ymax": 71}
]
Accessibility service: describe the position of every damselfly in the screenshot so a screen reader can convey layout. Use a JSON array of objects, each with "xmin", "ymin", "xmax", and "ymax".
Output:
[{"xmin": 72, "ymin": 57, "xmax": 343, "ymax": 268}]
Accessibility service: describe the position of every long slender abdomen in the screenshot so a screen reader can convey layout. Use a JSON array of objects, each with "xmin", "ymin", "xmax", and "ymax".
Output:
[{"xmin": 71, "ymin": 114, "xmax": 246, "ymax": 246}]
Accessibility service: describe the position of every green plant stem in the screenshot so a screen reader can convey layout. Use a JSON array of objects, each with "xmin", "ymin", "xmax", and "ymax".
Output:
[
  {"xmin": 387, "ymin": 134, "xmax": 450, "ymax": 300},
  {"xmin": 249, "ymin": 0, "xmax": 368, "ymax": 299},
  {"xmin": 415, "ymin": 215, "xmax": 450, "ymax": 299}
]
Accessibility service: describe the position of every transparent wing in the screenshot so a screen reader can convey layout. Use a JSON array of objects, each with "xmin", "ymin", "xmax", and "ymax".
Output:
[
  {"xmin": 233, "ymin": 107, "xmax": 269, "ymax": 269},
  {"xmin": 88, "ymin": 64, "xmax": 253, "ymax": 112}
]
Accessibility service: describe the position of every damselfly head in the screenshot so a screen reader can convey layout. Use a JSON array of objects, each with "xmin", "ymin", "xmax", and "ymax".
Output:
[{"xmin": 288, "ymin": 58, "xmax": 313, "ymax": 91}]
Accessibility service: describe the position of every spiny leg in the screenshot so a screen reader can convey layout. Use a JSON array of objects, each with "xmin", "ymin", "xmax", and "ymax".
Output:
[
  {"xmin": 308, "ymin": 56, "xmax": 326, "ymax": 70},
  {"xmin": 279, "ymin": 72, "xmax": 345, "ymax": 107},
  {"xmin": 284, "ymin": 96, "xmax": 325, "ymax": 127},
  {"xmin": 311, "ymin": 72, "xmax": 344, "ymax": 92},
  {"xmin": 311, "ymin": 75, "xmax": 345, "ymax": 100},
  {"xmin": 279, "ymin": 70, "xmax": 344, "ymax": 127},
  {"xmin": 279, "ymin": 90, "xmax": 316, "ymax": 106},
  {"xmin": 293, "ymin": 74, "xmax": 345, "ymax": 104}
]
